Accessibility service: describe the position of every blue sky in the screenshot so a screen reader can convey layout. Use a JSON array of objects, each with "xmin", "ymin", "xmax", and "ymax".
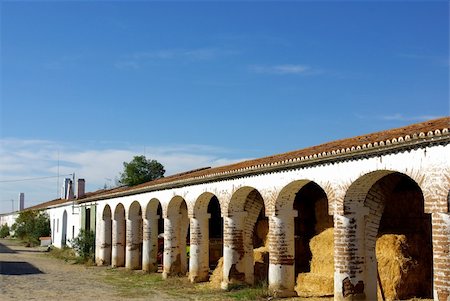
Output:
[{"xmin": 0, "ymin": 1, "xmax": 448, "ymax": 213}]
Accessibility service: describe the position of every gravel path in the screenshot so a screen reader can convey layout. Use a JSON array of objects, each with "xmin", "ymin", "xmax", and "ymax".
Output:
[{"xmin": 0, "ymin": 239, "xmax": 171, "ymax": 301}]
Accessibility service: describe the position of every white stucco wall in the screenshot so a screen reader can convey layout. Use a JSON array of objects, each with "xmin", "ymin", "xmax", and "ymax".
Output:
[
  {"xmin": 95, "ymin": 144, "xmax": 449, "ymax": 220},
  {"xmin": 47, "ymin": 203, "xmax": 81, "ymax": 248}
]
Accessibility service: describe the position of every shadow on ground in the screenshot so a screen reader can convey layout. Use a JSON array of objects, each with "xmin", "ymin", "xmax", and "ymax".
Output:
[
  {"xmin": 0, "ymin": 261, "xmax": 44, "ymax": 275},
  {"xmin": 0, "ymin": 242, "xmax": 17, "ymax": 254}
]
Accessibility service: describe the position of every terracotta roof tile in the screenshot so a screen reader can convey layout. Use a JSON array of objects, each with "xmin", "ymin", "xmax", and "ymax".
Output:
[{"xmin": 79, "ymin": 116, "xmax": 449, "ymax": 201}]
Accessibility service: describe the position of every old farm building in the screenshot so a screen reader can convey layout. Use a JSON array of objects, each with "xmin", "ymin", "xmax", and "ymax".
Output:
[{"xmin": 1, "ymin": 117, "xmax": 449, "ymax": 301}]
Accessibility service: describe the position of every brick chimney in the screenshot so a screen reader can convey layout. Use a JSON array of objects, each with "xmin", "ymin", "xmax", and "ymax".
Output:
[{"xmin": 77, "ymin": 179, "xmax": 85, "ymax": 198}]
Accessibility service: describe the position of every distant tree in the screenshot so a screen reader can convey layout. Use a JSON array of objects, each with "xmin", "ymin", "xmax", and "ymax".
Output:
[
  {"xmin": 118, "ymin": 155, "xmax": 165, "ymax": 186},
  {"xmin": 12, "ymin": 210, "xmax": 50, "ymax": 246},
  {"xmin": 0, "ymin": 224, "xmax": 10, "ymax": 238}
]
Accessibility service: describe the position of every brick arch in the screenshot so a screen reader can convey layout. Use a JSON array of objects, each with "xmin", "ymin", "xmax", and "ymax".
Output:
[
  {"xmin": 343, "ymin": 170, "xmax": 396, "ymax": 213},
  {"xmin": 275, "ymin": 179, "xmax": 328, "ymax": 212},
  {"xmin": 223, "ymin": 186, "xmax": 267, "ymax": 285},
  {"xmin": 145, "ymin": 198, "xmax": 161, "ymax": 220},
  {"xmin": 128, "ymin": 201, "xmax": 142, "ymax": 220},
  {"xmin": 114, "ymin": 203, "xmax": 125, "ymax": 220},
  {"xmin": 193, "ymin": 192, "xmax": 219, "ymax": 217},
  {"xmin": 340, "ymin": 170, "xmax": 430, "ymax": 300},
  {"xmin": 230, "ymin": 187, "xmax": 266, "ymax": 250},
  {"xmin": 102, "ymin": 204, "xmax": 112, "ymax": 220},
  {"xmin": 228, "ymin": 186, "xmax": 261, "ymax": 215},
  {"xmin": 167, "ymin": 196, "xmax": 188, "ymax": 218}
]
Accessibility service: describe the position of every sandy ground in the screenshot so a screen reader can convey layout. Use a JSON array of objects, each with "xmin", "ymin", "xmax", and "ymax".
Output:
[{"xmin": 0, "ymin": 239, "xmax": 174, "ymax": 301}]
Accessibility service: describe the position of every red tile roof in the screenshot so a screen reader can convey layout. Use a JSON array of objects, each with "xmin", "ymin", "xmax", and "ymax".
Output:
[{"xmin": 76, "ymin": 116, "xmax": 449, "ymax": 202}]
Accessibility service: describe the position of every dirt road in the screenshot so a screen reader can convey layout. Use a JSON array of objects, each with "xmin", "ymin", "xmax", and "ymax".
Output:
[{"xmin": 0, "ymin": 239, "xmax": 172, "ymax": 301}]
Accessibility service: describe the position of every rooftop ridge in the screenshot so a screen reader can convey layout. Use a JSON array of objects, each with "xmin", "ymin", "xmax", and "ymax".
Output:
[{"xmin": 76, "ymin": 116, "xmax": 449, "ymax": 202}]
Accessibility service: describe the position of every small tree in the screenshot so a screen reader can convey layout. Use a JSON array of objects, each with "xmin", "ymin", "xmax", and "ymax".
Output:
[
  {"xmin": 12, "ymin": 210, "xmax": 50, "ymax": 246},
  {"xmin": 119, "ymin": 155, "xmax": 165, "ymax": 186},
  {"xmin": 70, "ymin": 229, "xmax": 95, "ymax": 262},
  {"xmin": 0, "ymin": 224, "xmax": 10, "ymax": 238}
]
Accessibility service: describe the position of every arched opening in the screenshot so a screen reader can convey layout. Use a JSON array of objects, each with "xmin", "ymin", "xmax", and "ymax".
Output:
[
  {"xmin": 191, "ymin": 193, "xmax": 223, "ymax": 283},
  {"xmin": 224, "ymin": 187, "xmax": 267, "ymax": 286},
  {"xmin": 61, "ymin": 210, "xmax": 68, "ymax": 247},
  {"xmin": 112, "ymin": 203, "xmax": 126, "ymax": 267},
  {"xmin": 344, "ymin": 171, "xmax": 432, "ymax": 300},
  {"xmin": 143, "ymin": 199, "xmax": 163, "ymax": 272},
  {"xmin": 100, "ymin": 205, "xmax": 112, "ymax": 266},
  {"xmin": 293, "ymin": 182, "xmax": 332, "ymax": 276},
  {"xmin": 126, "ymin": 201, "xmax": 143, "ymax": 270},
  {"xmin": 163, "ymin": 196, "xmax": 189, "ymax": 277},
  {"xmin": 274, "ymin": 180, "xmax": 333, "ymax": 296},
  {"xmin": 208, "ymin": 196, "xmax": 223, "ymax": 270},
  {"xmin": 375, "ymin": 173, "xmax": 432, "ymax": 300}
]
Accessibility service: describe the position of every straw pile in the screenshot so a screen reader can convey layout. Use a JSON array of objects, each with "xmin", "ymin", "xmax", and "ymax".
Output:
[
  {"xmin": 295, "ymin": 273, "xmax": 334, "ymax": 297},
  {"xmin": 376, "ymin": 234, "xmax": 426, "ymax": 301},
  {"xmin": 209, "ymin": 257, "xmax": 223, "ymax": 288},
  {"xmin": 254, "ymin": 246, "xmax": 269, "ymax": 283},
  {"xmin": 295, "ymin": 228, "xmax": 334, "ymax": 297}
]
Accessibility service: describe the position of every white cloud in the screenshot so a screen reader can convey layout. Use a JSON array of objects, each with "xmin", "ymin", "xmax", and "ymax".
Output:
[
  {"xmin": 114, "ymin": 47, "xmax": 239, "ymax": 69},
  {"xmin": 249, "ymin": 64, "xmax": 322, "ymax": 75},
  {"xmin": 380, "ymin": 113, "xmax": 444, "ymax": 122},
  {"xmin": 398, "ymin": 53, "xmax": 449, "ymax": 67},
  {"xmin": 0, "ymin": 139, "xmax": 249, "ymax": 213}
]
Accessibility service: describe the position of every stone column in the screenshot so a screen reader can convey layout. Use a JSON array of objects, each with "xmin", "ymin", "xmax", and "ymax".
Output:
[
  {"xmin": 268, "ymin": 209, "xmax": 297, "ymax": 297},
  {"xmin": 222, "ymin": 211, "xmax": 247, "ymax": 289},
  {"xmin": 432, "ymin": 212, "xmax": 450, "ymax": 301},
  {"xmin": 126, "ymin": 217, "xmax": 142, "ymax": 270},
  {"xmin": 97, "ymin": 218, "xmax": 111, "ymax": 266},
  {"xmin": 112, "ymin": 217, "xmax": 125, "ymax": 267},
  {"xmin": 142, "ymin": 215, "xmax": 159, "ymax": 272},
  {"xmin": 163, "ymin": 215, "xmax": 181, "ymax": 278},
  {"xmin": 189, "ymin": 213, "xmax": 211, "ymax": 282},
  {"xmin": 334, "ymin": 203, "xmax": 369, "ymax": 301}
]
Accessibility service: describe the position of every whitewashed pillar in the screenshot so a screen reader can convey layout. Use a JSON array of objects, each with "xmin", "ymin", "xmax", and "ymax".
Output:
[
  {"xmin": 112, "ymin": 217, "xmax": 125, "ymax": 267},
  {"xmin": 268, "ymin": 209, "xmax": 297, "ymax": 297},
  {"xmin": 334, "ymin": 203, "xmax": 370, "ymax": 301},
  {"xmin": 162, "ymin": 215, "xmax": 181, "ymax": 278},
  {"xmin": 142, "ymin": 215, "xmax": 159, "ymax": 272},
  {"xmin": 97, "ymin": 218, "xmax": 111, "ymax": 266},
  {"xmin": 125, "ymin": 217, "xmax": 142, "ymax": 270},
  {"xmin": 221, "ymin": 211, "xmax": 247, "ymax": 289},
  {"xmin": 189, "ymin": 213, "xmax": 210, "ymax": 282}
]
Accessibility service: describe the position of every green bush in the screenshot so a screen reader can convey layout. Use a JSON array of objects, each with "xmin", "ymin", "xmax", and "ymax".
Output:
[
  {"xmin": 12, "ymin": 210, "xmax": 50, "ymax": 246},
  {"xmin": 70, "ymin": 229, "xmax": 95, "ymax": 262},
  {"xmin": 0, "ymin": 224, "xmax": 10, "ymax": 238}
]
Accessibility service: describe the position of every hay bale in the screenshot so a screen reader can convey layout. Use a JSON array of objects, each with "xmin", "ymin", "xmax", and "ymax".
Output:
[
  {"xmin": 309, "ymin": 227, "xmax": 334, "ymax": 276},
  {"xmin": 209, "ymin": 257, "xmax": 223, "ymax": 288},
  {"xmin": 376, "ymin": 234, "xmax": 424, "ymax": 301},
  {"xmin": 253, "ymin": 246, "xmax": 269, "ymax": 283},
  {"xmin": 295, "ymin": 273, "xmax": 333, "ymax": 297},
  {"xmin": 253, "ymin": 246, "xmax": 268, "ymax": 264}
]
